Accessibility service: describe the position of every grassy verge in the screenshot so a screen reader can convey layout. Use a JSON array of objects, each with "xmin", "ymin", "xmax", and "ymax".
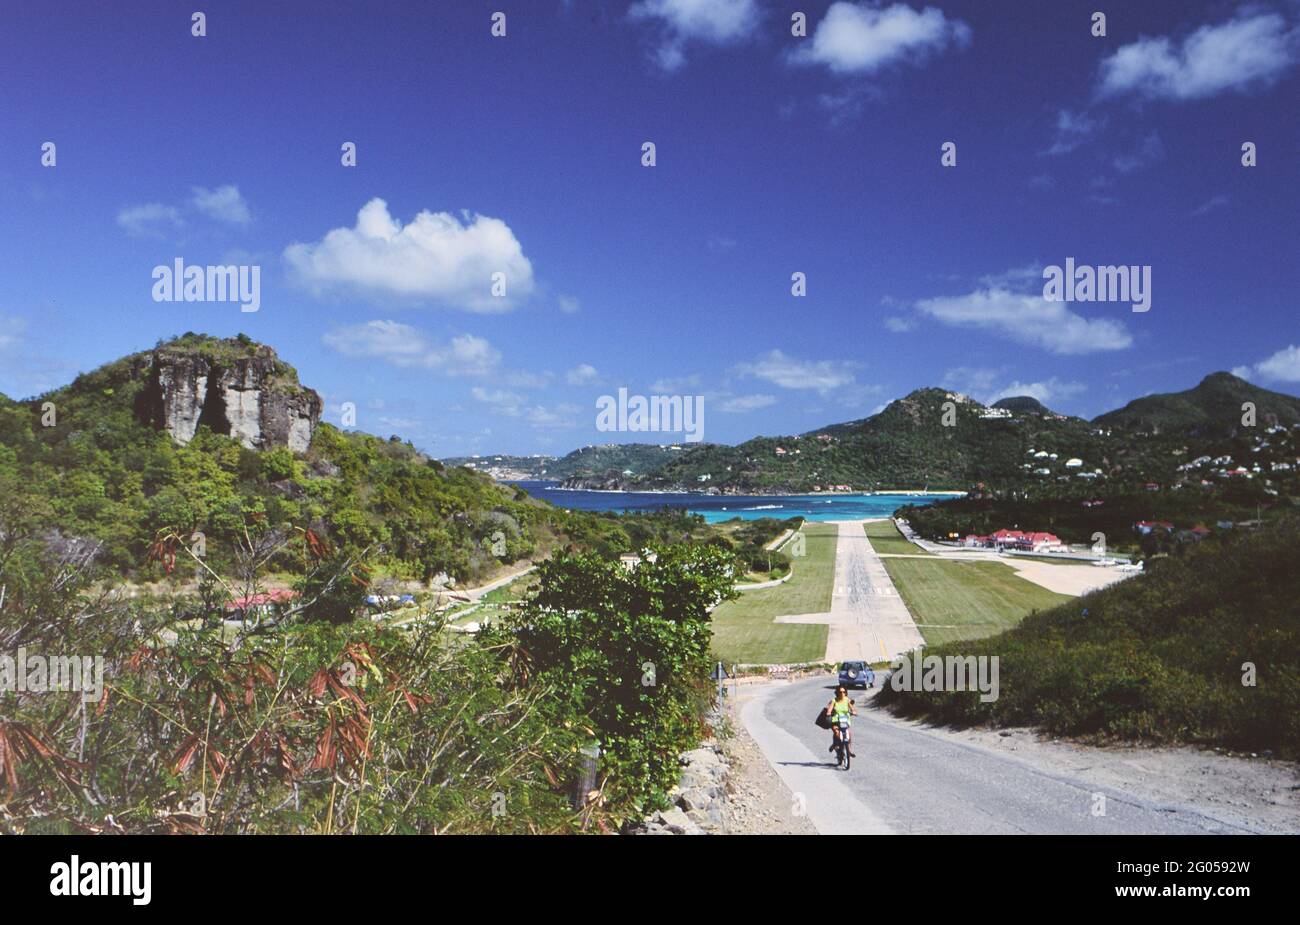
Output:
[
  {"xmin": 881, "ymin": 557, "xmax": 1071, "ymax": 646},
  {"xmin": 864, "ymin": 519, "xmax": 933, "ymax": 556},
  {"xmin": 710, "ymin": 523, "xmax": 837, "ymax": 664}
]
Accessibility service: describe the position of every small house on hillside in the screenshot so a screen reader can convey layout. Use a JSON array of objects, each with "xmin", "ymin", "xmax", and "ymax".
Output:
[
  {"xmin": 226, "ymin": 589, "xmax": 298, "ymax": 620},
  {"xmin": 1133, "ymin": 520, "xmax": 1174, "ymax": 535},
  {"xmin": 619, "ymin": 551, "xmax": 659, "ymax": 571}
]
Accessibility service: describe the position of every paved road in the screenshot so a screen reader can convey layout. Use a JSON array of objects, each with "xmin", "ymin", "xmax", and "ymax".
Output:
[
  {"xmin": 775, "ymin": 520, "xmax": 925, "ymax": 664},
  {"xmin": 742, "ymin": 676, "xmax": 1260, "ymax": 835}
]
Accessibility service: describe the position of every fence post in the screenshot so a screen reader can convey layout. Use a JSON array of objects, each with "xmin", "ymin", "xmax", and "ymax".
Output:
[{"xmin": 572, "ymin": 742, "xmax": 600, "ymax": 811}]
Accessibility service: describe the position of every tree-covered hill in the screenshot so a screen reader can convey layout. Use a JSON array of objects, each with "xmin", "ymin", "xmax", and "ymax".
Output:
[
  {"xmin": 0, "ymin": 334, "xmax": 695, "ymax": 585},
  {"xmin": 443, "ymin": 442, "xmax": 690, "ymax": 482},
  {"xmin": 1093, "ymin": 372, "xmax": 1300, "ymax": 438},
  {"xmin": 572, "ymin": 387, "xmax": 1106, "ymax": 493},
  {"xmin": 993, "ymin": 395, "xmax": 1052, "ymax": 415},
  {"xmin": 553, "ymin": 373, "xmax": 1300, "ymax": 500}
]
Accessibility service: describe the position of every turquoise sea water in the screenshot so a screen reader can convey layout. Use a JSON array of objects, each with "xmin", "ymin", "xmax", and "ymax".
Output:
[{"xmin": 511, "ymin": 481, "xmax": 951, "ymax": 522}]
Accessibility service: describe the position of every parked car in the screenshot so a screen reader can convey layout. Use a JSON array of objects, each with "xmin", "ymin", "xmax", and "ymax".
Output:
[{"xmin": 838, "ymin": 660, "xmax": 875, "ymax": 690}]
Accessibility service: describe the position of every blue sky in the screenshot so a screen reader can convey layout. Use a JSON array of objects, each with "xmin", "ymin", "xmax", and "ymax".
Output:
[{"xmin": 2, "ymin": 0, "xmax": 1298, "ymax": 456}]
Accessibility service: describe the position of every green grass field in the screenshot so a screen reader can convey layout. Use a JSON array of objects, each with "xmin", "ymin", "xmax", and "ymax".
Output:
[
  {"xmin": 710, "ymin": 523, "xmax": 837, "ymax": 664},
  {"xmin": 880, "ymin": 558, "xmax": 1072, "ymax": 646},
  {"xmin": 863, "ymin": 519, "xmax": 933, "ymax": 556}
]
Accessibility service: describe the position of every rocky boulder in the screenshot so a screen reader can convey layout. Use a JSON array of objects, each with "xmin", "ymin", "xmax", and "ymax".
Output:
[
  {"xmin": 133, "ymin": 338, "xmax": 322, "ymax": 452},
  {"xmin": 632, "ymin": 741, "xmax": 731, "ymax": 835}
]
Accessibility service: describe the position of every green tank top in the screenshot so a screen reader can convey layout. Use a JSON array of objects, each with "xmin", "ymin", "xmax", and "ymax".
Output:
[{"xmin": 832, "ymin": 699, "xmax": 851, "ymax": 717}]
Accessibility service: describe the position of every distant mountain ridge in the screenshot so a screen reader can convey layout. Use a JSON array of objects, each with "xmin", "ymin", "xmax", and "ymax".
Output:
[
  {"xmin": 1093, "ymin": 372, "xmax": 1300, "ymax": 438},
  {"xmin": 994, "ymin": 395, "xmax": 1052, "ymax": 415},
  {"xmin": 476, "ymin": 372, "xmax": 1300, "ymax": 495},
  {"xmin": 443, "ymin": 442, "xmax": 698, "ymax": 484}
]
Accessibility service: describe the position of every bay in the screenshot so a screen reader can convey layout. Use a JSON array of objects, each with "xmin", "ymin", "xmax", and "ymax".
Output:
[{"xmin": 510, "ymin": 480, "xmax": 952, "ymax": 523}]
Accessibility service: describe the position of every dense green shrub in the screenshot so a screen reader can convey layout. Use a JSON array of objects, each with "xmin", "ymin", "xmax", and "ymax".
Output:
[
  {"xmin": 487, "ymin": 544, "xmax": 737, "ymax": 818},
  {"xmin": 878, "ymin": 518, "xmax": 1300, "ymax": 757}
]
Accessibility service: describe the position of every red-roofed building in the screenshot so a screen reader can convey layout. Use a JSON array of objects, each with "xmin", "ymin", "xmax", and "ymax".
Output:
[
  {"xmin": 985, "ymin": 529, "xmax": 1062, "ymax": 552},
  {"xmin": 1133, "ymin": 520, "xmax": 1174, "ymax": 535},
  {"xmin": 226, "ymin": 589, "xmax": 297, "ymax": 617}
]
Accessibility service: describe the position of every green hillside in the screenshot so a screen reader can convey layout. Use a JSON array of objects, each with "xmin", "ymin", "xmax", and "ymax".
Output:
[
  {"xmin": 877, "ymin": 517, "xmax": 1300, "ymax": 757},
  {"xmin": 545, "ymin": 443, "xmax": 691, "ymax": 480},
  {"xmin": 993, "ymin": 395, "xmax": 1052, "ymax": 415},
  {"xmin": 545, "ymin": 375, "xmax": 1299, "ymax": 529},
  {"xmin": 0, "ymin": 335, "xmax": 694, "ymax": 586},
  {"xmin": 441, "ymin": 453, "xmax": 557, "ymax": 477},
  {"xmin": 444, "ymin": 443, "xmax": 692, "ymax": 483},
  {"xmin": 1093, "ymin": 372, "xmax": 1300, "ymax": 438},
  {"xmin": 596, "ymin": 387, "xmax": 1105, "ymax": 493}
]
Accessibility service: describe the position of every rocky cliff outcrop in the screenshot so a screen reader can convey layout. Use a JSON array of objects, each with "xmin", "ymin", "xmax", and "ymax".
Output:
[{"xmin": 133, "ymin": 339, "xmax": 322, "ymax": 452}]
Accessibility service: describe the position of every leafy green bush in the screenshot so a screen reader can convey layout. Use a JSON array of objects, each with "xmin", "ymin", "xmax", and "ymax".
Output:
[{"xmin": 487, "ymin": 544, "xmax": 737, "ymax": 818}]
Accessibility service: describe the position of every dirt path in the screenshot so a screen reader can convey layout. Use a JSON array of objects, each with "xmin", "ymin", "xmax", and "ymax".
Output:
[
  {"xmin": 463, "ymin": 564, "xmax": 536, "ymax": 600},
  {"xmin": 720, "ymin": 691, "xmax": 818, "ymax": 834}
]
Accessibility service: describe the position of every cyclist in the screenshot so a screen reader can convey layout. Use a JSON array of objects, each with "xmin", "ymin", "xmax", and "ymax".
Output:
[{"xmin": 825, "ymin": 685, "xmax": 857, "ymax": 758}]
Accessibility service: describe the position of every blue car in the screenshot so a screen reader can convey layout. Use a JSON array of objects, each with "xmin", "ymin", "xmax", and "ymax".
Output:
[{"xmin": 838, "ymin": 660, "xmax": 875, "ymax": 690}]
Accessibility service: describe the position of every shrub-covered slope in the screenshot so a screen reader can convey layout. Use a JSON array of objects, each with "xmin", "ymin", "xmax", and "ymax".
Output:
[{"xmin": 878, "ymin": 518, "xmax": 1300, "ymax": 757}]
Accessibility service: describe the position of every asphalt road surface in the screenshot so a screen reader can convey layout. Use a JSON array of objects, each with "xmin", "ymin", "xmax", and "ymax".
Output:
[{"xmin": 742, "ymin": 676, "xmax": 1264, "ymax": 835}]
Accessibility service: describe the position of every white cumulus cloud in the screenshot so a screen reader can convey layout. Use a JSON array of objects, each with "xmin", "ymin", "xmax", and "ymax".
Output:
[
  {"xmin": 733, "ymin": 350, "xmax": 859, "ymax": 393},
  {"xmin": 191, "ymin": 185, "xmax": 251, "ymax": 224},
  {"xmin": 914, "ymin": 286, "xmax": 1133, "ymax": 355},
  {"xmin": 1098, "ymin": 11, "xmax": 1299, "ymax": 101},
  {"xmin": 791, "ymin": 1, "xmax": 971, "ymax": 75},
  {"xmin": 322, "ymin": 320, "xmax": 501, "ymax": 377},
  {"xmin": 117, "ymin": 203, "xmax": 184, "ymax": 238},
  {"xmin": 943, "ymin": 367, "xmax": 1087, "ymax": 407},
  {"xmin": 630, "ymin": 0, "xmax": 759, "ymax": 71},
  {"xmin": 1043, "ymin": 109, "xmax": 1105, "ymax": 156},
  {"xmin": 1234, "ymin": 345, "xmax": 1300, "ymax": 383},
  {"xmin": 717, "ymin": 393, "xmax": 777, "ymax": 413},
  {"xmin": 285, "ymin": 198, "xmax": 535, "ymax": 312},
  {"xmin": 565, "ymin": 363, "xmax": 600, "ymax": 385},
  {"xmin": 471, "ymin": 387, "xmax": 577, "ymax": 428}
]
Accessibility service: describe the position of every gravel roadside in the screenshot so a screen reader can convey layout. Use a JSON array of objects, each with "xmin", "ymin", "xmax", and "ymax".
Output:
[{"xmin": 720, "ymin": 689, "xmax": 818, "ymax": 835}]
